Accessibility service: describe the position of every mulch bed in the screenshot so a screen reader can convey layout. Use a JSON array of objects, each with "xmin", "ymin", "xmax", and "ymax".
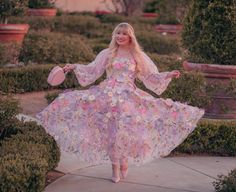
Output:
[{"xmin": 46, "ymin": 170, "xmax": 65, "ymax": 186}]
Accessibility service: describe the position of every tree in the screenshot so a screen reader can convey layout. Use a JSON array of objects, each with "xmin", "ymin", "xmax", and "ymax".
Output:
[
  {"xmin": 182, "ymin": 0, "xmax": 236, "ymax": 64},
  {"xmin": 102, "ymin": 0, "xmax": 145, "ymax": 16}
]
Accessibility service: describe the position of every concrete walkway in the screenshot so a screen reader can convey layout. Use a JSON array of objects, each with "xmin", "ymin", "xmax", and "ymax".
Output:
[{"xmin": 45, "ymin": 151, "xmax": 236, "ymax": 192}]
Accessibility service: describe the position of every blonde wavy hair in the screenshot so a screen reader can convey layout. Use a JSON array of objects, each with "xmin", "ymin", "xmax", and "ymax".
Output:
[{"xmin": 107, "ymin": 22, "xmax": 152, "ymax": 75}]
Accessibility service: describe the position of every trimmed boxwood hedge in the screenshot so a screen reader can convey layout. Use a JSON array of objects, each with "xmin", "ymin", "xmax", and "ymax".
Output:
[
  {"xmin": 175, "ymin": 119, "xmax": 236, "ymax": 156},
  {"xmin": 0, "ymin": 97, "xmax": 21, "ymax": 140},
  {"xmin": 137, "ymin": 31, "xmax": 181, "ymax": 55},
  {"xmin": 0, "ymin": 65, "xmax": 79, "ymax": 93},
  {"xmin": 20, "ymin": 31, "xmax": 95, "ymax": 64},
  {"xmin": 0, "ymin": 97, "xmax": 60, "ymax": 192},
  {"xmin": 0, "ymin": 154, "xmax": 48, "ymax": 192}
]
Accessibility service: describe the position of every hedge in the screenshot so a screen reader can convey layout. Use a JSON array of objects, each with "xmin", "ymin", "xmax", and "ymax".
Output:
[
  {"xmin": 0, "ymin": 154, "xmax": 48, "ymax": 192},
  {"xmin": 9, "ymin": 15, "xmax": 107, "ymax": 38},
  {"xmin": 20, "ymin": 31, "xmax": 95, "ymax": 64},
  {"xmin": 0, "ymin": 43, "xmax": 21, "ymax": 66},
  {"xmin": 182, "ymin": 0, "xmax": 236, "ymax": 65},
  {"xmin": 175, "ymin": 119, "xmax": 236, "ymax": 156},
  {"xmin": 0, "ymin": 97, "xmax": 21, "ymax": 140},
  {"xmin": 213, "ymin": 168, "xmax": 236, "ymax": 192},
  {"xmin": 137, "ymin": 31, "xmax": 181, "ymax": 54},
  {"xmin": 0, "ymin": 96, "xmax": 60, "ymax": 192}
]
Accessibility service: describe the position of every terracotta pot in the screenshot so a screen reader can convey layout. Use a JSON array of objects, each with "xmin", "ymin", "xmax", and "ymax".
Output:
[
  {"xmin": 0, "ymin": 24, "xmax": 29, "ymax": 43},
  {"xmin": 142, "ymin": 13, "xmax": 159, "ymax": 18},
  {"xmin": 28, "ymin": 8, "xmax": 57, "ymax": 16},
  {"xmin": 155, "ymin": 24, "xmax": 183, "ymax": 34},
  {"xmin": 183, "ymin": 61, "xmax": 236, "ymax": 119}
]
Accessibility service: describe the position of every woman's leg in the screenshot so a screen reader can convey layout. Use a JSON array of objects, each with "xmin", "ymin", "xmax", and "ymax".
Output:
[
  {"xmin": 120, "ymin": 157, "xmax": 128, "ymax": 179},
  {"xmin": 110, "ymin": 157, "xmax": 120, "ymax": 183}
]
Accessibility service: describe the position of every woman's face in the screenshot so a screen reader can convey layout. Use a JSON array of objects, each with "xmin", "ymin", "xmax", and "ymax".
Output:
[{"xmin": 115, "ymin": 28, "xmax": 131, "ymax": 46}]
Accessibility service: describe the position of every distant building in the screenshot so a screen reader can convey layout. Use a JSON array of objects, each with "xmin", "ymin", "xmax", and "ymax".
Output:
[{"xmin": 55, "ymin": 0, "xmax": 114, "ymax": 12}]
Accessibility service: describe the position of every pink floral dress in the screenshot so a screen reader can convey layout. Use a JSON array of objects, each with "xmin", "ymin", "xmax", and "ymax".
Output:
[{"xmin": 36, "ymin": 49, "xmax": 204, "ymax": 165}]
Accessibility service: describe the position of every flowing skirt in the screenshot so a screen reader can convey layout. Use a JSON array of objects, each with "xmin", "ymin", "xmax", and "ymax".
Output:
[{"xmin": 36, "ymin": 80, "xmax": 204, "ymax": 165}]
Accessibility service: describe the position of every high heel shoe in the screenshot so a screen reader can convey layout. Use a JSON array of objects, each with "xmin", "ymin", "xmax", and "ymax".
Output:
[
  {"xmin": 111, "ymin": 164, "xmax": 120, "ymax": 183},
  {"xmin": 111, "ymin": 175, "xmax": 120, "ymax": 183}
]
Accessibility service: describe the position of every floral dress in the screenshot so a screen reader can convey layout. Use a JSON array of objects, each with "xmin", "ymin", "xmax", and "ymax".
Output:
[{"xmin": 36, "ymin": 49, "xmax": 204, "ymax": 165}]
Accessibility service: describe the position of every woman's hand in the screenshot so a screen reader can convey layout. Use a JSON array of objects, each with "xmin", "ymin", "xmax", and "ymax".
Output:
[
  {"xmin": 167, "ymin": 70, "xmax": 181, "ymax": 79},
  {"xmin": 63, "ymin": 64, "xmax": 76, "ymax": 73}
]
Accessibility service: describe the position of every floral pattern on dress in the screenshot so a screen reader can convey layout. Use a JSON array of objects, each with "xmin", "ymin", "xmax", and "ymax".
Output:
[{"xmin": 36, "ymin": 49, "xmax": 205, "ymax": 165}]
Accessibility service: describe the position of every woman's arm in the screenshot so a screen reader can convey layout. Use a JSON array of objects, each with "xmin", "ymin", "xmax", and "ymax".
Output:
[
  {"xmin": 137, "ymin": 52, "xmax": 180, "ymax": 95},
  {"xmin": 63, "ymin": 49, "xmax": 109, "ymax": 87}
]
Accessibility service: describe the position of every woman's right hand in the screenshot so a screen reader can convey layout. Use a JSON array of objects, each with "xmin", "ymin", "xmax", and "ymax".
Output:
[{"xmin": 63, "ymin": 64, "xmax": 76, "ymax": 73}]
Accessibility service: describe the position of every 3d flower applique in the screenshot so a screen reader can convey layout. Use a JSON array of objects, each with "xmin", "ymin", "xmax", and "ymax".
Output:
[
  {"xmin": 136, "ymin": 116, "xmax": 142, "ymax": 122},
  {"xmin": 106, "ymin": 112, "xmax": 112, "ymax": 118},
  {"xmin": 88, "ymin": 94, "xmax": 96, "ymax": 101},
  {"xmin": 103, "ymin": 117, "xmax": 109, "ymax": 123},
  {"xmin": 107, "ymin": 91, "xmax": 113, "ymax": 97},
  {"xmin": 118, "ymin": 96, "xmax": 124, "ymax": 103},
  {"xmin": 62, "ymin": 127, "xmax": 69, "ymax": 135},
  {"xmin": 128, "ymin": 64, "xmax": 136, "ymax": 71},
  {"xmin": 82, "ymin": 94, "xmax": 88, "ymax": 101},
  {"xmin": 116, "ymin": 88, "xmax": 122, "ymax": 94}
]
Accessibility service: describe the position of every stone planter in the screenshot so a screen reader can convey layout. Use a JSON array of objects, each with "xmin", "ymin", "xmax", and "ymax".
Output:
[
  {"xmin": 0, "ymin": 24, "xmax": 29, "ymax": 43},
  {"xmin": 155, "ymin": 24, "xmax": 183, "ymax": 34},
  {"xmin": 28, "ymin": 8, "xmax": 57, "ymax": 16},
  {"xmin": 183, "ymin": 61, "xmax": 236, "ymax": 119}
]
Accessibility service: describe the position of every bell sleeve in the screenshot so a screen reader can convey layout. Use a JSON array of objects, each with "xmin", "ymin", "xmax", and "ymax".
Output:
[
  {"xmin": 137, "ymin": 52, "xmax": 172, "ymax": 95},
  {"xmin": 73, "ymin": 49, "xmax": 109, "ymax": 87}
]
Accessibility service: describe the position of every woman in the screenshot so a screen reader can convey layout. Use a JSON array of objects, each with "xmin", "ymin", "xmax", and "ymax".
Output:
[{"xmin": 36, "ymin": 22, "xmax": 204, "ymax": 183}]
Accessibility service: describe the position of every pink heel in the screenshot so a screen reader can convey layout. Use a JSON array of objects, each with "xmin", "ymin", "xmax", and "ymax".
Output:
[
  {"xmin": 111, "ymin": 164, "xmax": 120, "ymax": 183},
  {"xmin": 111, "ymin": 176, "xmax": 120, "ymax": 183}
]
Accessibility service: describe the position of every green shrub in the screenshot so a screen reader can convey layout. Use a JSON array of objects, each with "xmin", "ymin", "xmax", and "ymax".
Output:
[
  {"xmin": 0, "ymin": 154, "xmax": 47, "ymax": 192},
  {"xmin": 175, "ymin": 119, "xmax": 236, "ymax": 156},
  {"xmin": 0, "ymin": 97, "xmax": 21, "ymax": 140},
  {"xmin": 163, "ymin": 71, "xmax": 210, "ymax": 108},
  {"xmin": 4, "ymin": 131, "xmax": 60, "ymax": 170},
  {"xmin": 98, "ymin": 13, "xmax": 156, "ymax": 25},
  {"xmin": 0, "ymin": 0, "xmax": 28, "ymax": 24},
  {"xmin": 28, "ymin": 0, "xmax": 55, "ymax": 9},
  {"xmin": 89, "ymin": 40, "xmax": 108, "ymax": 54},
  {"xmin": 9, "ymin": 16, "xmax": 55, "ymax": 30},
  {"xmin": 143, "ymin": 0, "xmax": 159, "ymax": 13},
  {"xmin": 137, "ymin": 31, "xmax": 180, "ymax": 54},
  {"xmin": 52, "ymin": 15, "xmax": 105, "ymax": 38},
  {"xmin": 20, "ymin": 31, "xmax": 94, "ymax": 64},
  {"xmin": 0, "ymin": 99, "xmax": 60, "ymax": 192},
  {"xmin": 213, "ymin": 168, "xmax": 236, "ymax": 192},
  {"xmin": 45, "ymin": 91, "xmax": 61, "ymax": 104},
  {"xmin": 0, "ymin": 63, "xmax": 106, "ymax": 93},
  {"xmin": 182, "ymin": 0, "xmax": 236, "ymax": 64},
  {"xmin": 9, "ymin": 15, "xmax": 108, "ymax": 38},
  {"xmin": 0, "ymin": 43, "xmax": 21, "ymax": 66},
  {"xmin": 0, "ymin": 138, "xmax": 49, "ymax": 165},
  {"xmin": 148, "ymin": 53, "xmax": 183, "ymax": 71}
]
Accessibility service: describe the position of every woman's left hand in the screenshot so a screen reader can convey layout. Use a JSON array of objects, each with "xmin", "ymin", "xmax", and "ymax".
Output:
[{"xmin": 168, "ymin": 70, "xmax": 181, "ymax": 78}]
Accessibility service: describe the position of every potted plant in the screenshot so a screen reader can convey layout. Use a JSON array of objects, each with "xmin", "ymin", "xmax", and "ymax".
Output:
[
  {"xmin": 182, "ymin": 0, "xmax": 236, "ymax": 119},
  {"xmin": 28, "ymin": 0, "xmax": 57, "ymax": 16},
  {"xmin": 142, "ymin": 0, "xmax": 159, "ymax": 18},
  {"xmin": 154, "ymin": 0, "xmax": 190, "ymax": 34},
  {"xmin": 0, "ymin": 0, "xmax": 29, "ymax": 43}
]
